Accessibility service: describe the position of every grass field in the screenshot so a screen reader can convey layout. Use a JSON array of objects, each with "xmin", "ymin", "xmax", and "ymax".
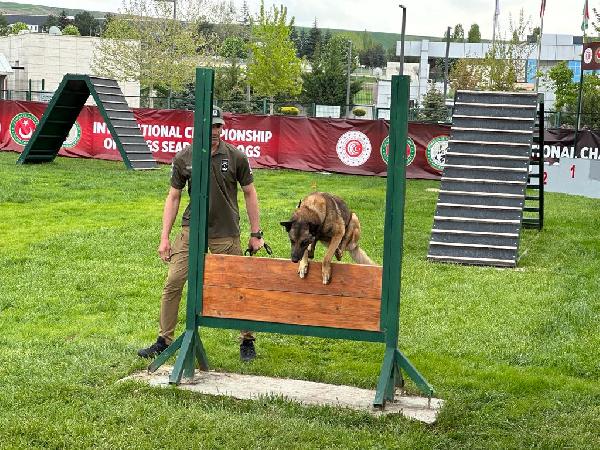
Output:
[{"xmin": 0, "ymin": 151, "xmax": 599, "ymax": 449}]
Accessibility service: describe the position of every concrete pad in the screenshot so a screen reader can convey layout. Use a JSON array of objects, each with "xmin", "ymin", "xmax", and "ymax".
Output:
[{"xmin": 124, "ymin": 367, "xmax": 443, "ymax": 424}]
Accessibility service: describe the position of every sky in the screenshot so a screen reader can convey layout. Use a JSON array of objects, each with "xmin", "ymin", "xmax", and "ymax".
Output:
[{"xmin": 18, "ymin": 0, "xmax": 595, "ymax": 39}]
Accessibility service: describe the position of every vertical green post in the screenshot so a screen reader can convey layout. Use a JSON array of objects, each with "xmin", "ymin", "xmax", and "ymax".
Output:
[
  {"xmin": 374, "ymin": 75, "xmax": 433, "ymax": 407},
  {"xmin": 167, "ymin": 68, "xmax": 213, "ymax": 384},
  {"xmin": 380, "ymin": 74, "xmax": 408, "ymax": 338}
]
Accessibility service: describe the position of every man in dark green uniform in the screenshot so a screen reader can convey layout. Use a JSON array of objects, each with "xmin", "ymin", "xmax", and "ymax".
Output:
[{"xmin": 138, "ymin": 106, "xmax": 264, "ymax": 362}]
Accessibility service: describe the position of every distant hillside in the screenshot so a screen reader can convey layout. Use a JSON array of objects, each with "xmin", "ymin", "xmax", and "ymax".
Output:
[
  {"xmin": 0, "ymin": 1, "xmax": 107, "ymax": 18},
  {"xmin": 0, "ymin": 1, "xmax": 442, "ymax": 50},
  {"xmin": 295, "ymin": 26, "xmax": 444, "ymax": 51}
]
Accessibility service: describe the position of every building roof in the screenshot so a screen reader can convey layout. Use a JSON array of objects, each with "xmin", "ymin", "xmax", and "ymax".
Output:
[{"xmin": 4, "ymin": 14, "xmax": 49, "ymax": 27}]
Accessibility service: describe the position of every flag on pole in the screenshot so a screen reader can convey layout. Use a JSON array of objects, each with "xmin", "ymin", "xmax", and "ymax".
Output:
[
  {"xmin": 582, "ymin": 0, "xmax": 589, "ymax": 32},
  {"xmin": 540, "ymin": 0, "xmax": 546, "ymax": 18}
]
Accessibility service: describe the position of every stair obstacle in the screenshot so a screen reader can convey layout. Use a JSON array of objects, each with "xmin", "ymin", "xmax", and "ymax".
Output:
[
  {"xmin": 17, "ymin": 74, "xmax": 157, "ymax": 170},
  {"xmin": 523, "ymin": 94, "xmax": 545, "ymax": 230},
  {"xmin": 427, "ymin": 90, "xmax": 539, "ymax": 267},
  {"xmin": 148, "ymin": 68, "xmax": 433, "ymax": 409}
]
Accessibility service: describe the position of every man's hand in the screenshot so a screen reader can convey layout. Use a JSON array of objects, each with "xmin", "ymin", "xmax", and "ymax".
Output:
[
  {"xmin": 158, "ymin": 237, "xmax": 172, "ymax": 262},
  {"xmin": 248, "ymin": 236, "xmax": 264, "ymax": 254}
]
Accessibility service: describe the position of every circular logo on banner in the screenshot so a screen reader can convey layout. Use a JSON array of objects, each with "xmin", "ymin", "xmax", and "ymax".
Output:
[
  {"xmin": 380, "ymin": 135, "xmax": 416, "ymax": 166},
  {"xmin": 62, "ymin": 121, "xmax": 82, "ymax": 148},
  {"xmin": 426, "ymin": 135, "xmax": 449, "ymax": 171},
  {"xmin": 584, "ymin": 47, "xmax": 594, "ymax": 65},
  {"xmin": 594, "ymin": 47, "xmax": 600, "ymax": 64},
  {"xmin": 10, "ymin": 112, "xmax": 39, "ymax": 146},
  {"xmin": 336, "ymin": 130, "xmax": 372, "ymax": 167}
]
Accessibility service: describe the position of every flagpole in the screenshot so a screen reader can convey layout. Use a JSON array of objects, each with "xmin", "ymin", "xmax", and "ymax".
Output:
[
  {"xmin": 575, "ymin": 0, "xmax": 589, "ymax": 150},
  {"xmin": 535, "ymin": 3, "xmax": 545, "ymax": 91},
  {"xmin": 492, "ymin": 0, "xmax": 498, "ymax": 48}
]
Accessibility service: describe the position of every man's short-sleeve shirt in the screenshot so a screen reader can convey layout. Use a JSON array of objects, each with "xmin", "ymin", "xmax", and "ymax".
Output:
[{"xmin": 170, "ymin": 140, "xmax": 254, "ymax": 238}]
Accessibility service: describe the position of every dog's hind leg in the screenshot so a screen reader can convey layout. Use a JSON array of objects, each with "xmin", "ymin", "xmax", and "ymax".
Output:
[
  {"xmin": 336, "ymin": 213, "xmax": 358, "ymax": 261},
  {"xmin": 346, "ymin": 214, "xmax": 375, "ymax": 265},
  {"xmin": 322, "ymin": 233, "xmax": 343, "ymax": 285}
]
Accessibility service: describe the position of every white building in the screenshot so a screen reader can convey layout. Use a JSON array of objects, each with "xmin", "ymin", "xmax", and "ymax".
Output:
[
  {"xmin": 376, "ymin": 34, "xmax": 584, "ymax": 117},
  {"xmin": 0, "ymin": 32, "xmax": 140, "ymax": 107}
]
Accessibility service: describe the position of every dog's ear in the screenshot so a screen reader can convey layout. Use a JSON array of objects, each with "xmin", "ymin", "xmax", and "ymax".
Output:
[
  {"xmin": 280, "ymin": 220, "xmax": 293, "ymax": 232},
  {"xmin": 308, "ymin": 222, "xmax": 319, "ymax": 237}
]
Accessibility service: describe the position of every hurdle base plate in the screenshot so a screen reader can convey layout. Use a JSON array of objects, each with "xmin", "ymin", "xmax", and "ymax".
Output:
[{"xmin": 123, "ymin": 367, "xmax": 443, "ymax": 424}]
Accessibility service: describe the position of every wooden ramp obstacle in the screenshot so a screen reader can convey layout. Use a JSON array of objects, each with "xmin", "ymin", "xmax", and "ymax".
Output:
[
  {"xmin": 148, "ymin": 68, "xmax": 433, "ymax": 409},
  {"xmin": 17, "ymin": 74, "xmax": 157, "ymax": 170},
  {"xmin": 427, "ymin": 90, "xmax": 540, "ymax": 267}
]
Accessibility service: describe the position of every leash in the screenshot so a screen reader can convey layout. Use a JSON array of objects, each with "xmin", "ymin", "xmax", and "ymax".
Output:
[{"xmin": 244, "ymin": 241, "xmax": 273, "ymax": 256}]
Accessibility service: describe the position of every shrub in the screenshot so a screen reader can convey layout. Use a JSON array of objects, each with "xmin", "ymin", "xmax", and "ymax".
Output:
[
  {"xmin": 352, "ymin": 108, "xmax": 366, "ymax": 117},
  {"xmin": 62, "ymin": 25, "xmax": 80, "ymax": 36},
  {"xmin": 280, "ymin": 106, "xmax": 299, "ymax": 116}
]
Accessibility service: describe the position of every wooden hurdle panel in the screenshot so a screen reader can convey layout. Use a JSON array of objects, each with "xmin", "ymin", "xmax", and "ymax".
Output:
[
  {"xmin": 148, "ymin": 68, "xmax": 433, "ymax": 409},
  {"xmin": 201, "ymin": 254, "xmax": 382, "ymax": 335}
]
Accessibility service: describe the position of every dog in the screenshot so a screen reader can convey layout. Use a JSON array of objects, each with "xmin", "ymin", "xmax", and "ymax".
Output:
[{"xmin": 280, "ymin": 192, "xmax": 374, "ymax": 284}]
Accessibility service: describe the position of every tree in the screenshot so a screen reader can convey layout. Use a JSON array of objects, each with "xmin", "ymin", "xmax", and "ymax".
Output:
[
  {"xmin": 450, "ymin": 58, "xmax": 484, "ymax": 91},
  {"xmin": 359, "ymin": 43, "xmax": 386, "ymax": 68},
  {"xmin": 58, "ymin": 10, "xmax": 71, "ymax": 29},
  {"xmin": 387, "ymin": 44, "xmax": 401, "ymax": 62},
  {"xmin": 43, "ymin": 14, "xmax": 59, "ymax": 32},
  {"xmin": 452, "ymin": 24, "xmax": 464, "ymax": 42},
  {"xmin": 297, "ymin": 29, "xmax": 307, "ymax": 57},
  {"xmin": 419, "ymin": 84, "xmax": 448, "ymax": 122},
  {"xmin": 74, "ymin": 11, "xmax": 99, "ymax": 36},
  {"xmin": 0, "ymin": 13, "xmax": 9, "ymax": 36},
  {"xmin": 531, "ymin": 26, "xmax": 541, "ymax": 42},
  {"xmin": 246, "ymin": 1, "xmax": 302, "ymax": 112},
  {"xmin": 62, "ymin": 24, "xmax": 80, "ymax": 36},
  {"xmin": 467, "ymin": 24, "xmax": 481, "ymax": 43},
  {"xmin": 301, "ymin": 35, "xmax": 362, "ymax": 108},
  {"xmin": 214, "ymin": 62, "xmax": 254, "ymax": 113},
  {"xmin": 100, "ymin": 13, "xmax": 115, "ymax": 35},
  {"xmin": 10, "ymin": 22, "xmax": 29, "ymax": 34},
  {"xmin": 92, "ymin": 0, "xmax": 211, "ymax": 96},
  {"xmin": 483, "ymin": 9, "xmax": 533, "ymax": 91},
  {"xmin": 219, "ymin": 36, "xmax": 247, "ymax": 59},
  {"xmin": 305, "ymin": 18, "xmax": 321, "ymax": 60},
  {"xmin": 546, "ymin": 62, "xmax": 578, "ymax": 110},
  {"xmin": 449, "ymin": 12, "xmax": 532, "ymax": 92},
  {"xmin": 545, "ymin": 61, "xmax": 600, "ymax": 128}
]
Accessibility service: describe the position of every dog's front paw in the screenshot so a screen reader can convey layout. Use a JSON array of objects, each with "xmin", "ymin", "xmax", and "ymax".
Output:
[
  {"xmin": 322, "ymin": 266, "xmax": 331, "ymax": 284},
  {"xmin": 298, "ymin": 260, "xmax": 309, "ymax": 278}
]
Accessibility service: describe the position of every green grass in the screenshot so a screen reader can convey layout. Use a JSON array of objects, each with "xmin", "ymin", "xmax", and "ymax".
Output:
[{"xmin": 0, "ymin": 151, "xmax": 599, "ymax": 449}]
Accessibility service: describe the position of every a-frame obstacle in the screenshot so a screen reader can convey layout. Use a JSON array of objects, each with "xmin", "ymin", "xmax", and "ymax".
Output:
[
  {"xmin": 149, "ymin": 68, "xmax": 433, "ymax": 408},
  {"xmin": 17, "ymin": 74, "xmax": 157, "ymax": 170}
]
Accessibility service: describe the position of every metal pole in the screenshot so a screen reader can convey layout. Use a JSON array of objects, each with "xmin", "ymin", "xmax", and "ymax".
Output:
[
  {"xmin": 575, "ymin": 35, "xmax": 587, "ymax": 148},
  {"xmin": 399, "ymin": 5, "xmax": 406, "ymax": 76},
  {"xmin": 492, "ymin": 0, "xmax": 499, "ymax": 49},
  {"xmin": 345, "ymin": 40, "xmax": 352, "ymax": 117},
  {"xmin": 173, "ymin": 0, "xmax": 176, "ymax": 20},
  {"xmin": 443, "ymin": 26, "xmax": 450, "ymax": 100},
  {"xmin": 535, "ymin": 13, "xmax": 545, "ymax": 91}
]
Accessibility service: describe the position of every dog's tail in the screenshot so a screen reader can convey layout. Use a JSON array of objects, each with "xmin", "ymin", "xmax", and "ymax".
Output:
[{"xmin": 349, "ymin": 246, "xmax": 375, "ymax": 265}]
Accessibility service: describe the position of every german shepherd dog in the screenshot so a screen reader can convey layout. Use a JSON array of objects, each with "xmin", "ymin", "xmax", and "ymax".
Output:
[{"xmin": 280, "ymin": 192, "xmax": 374, "ymax": 284}]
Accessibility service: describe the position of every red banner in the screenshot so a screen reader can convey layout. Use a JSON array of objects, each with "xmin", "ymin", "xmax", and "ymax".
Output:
[{"xmin": 0, "ymin": 99, "xmax": 449, "ymax": 179}]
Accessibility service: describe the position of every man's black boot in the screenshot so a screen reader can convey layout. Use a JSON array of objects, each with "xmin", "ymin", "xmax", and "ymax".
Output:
[
  {"xmin": 137, "ymin": 336, "xmax": 168, "ymax": 358},
  {"xmin": 240, "ymin": 339, "xmax": 256, "ymax": 362}
]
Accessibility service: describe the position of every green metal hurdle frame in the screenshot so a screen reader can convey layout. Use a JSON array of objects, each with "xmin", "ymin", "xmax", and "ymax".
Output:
[{"xmin": 149, "ymin": 68, "xmax": 433, "ymax": 408}]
